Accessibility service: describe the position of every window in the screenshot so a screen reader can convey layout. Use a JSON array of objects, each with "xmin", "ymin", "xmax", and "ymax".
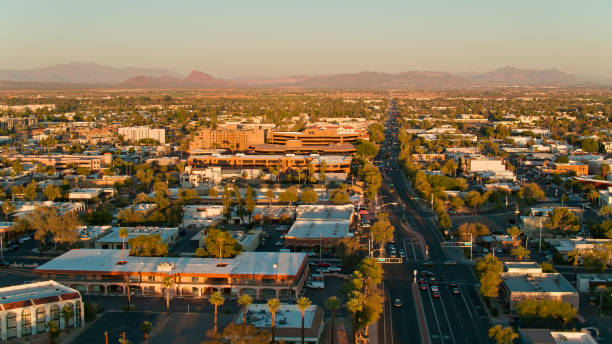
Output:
[
  {"xmin": 50, "ymin": 304, "xmax": 60, "ymax": 321},
  {"xmin": 191, "ymin": 277, "xmax": 199, "ymax": 283},
  {"xmin": 6, "ymin": 312, "xmax": 17, "ymax": 338},
  {"xmin": 36, "ymin": 307, "xmax": 46, "ymax": 333},
  {"xmin": 22, "ymin": 309, "xmax": 32, "ymax": 336},
  {"xmin": 147, "ymin": 275, "xmax": 155, "ymax": 282}
]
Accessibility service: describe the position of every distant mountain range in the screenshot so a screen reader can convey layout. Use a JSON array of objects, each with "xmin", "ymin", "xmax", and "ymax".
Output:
[{"xmin": 0, "ymin": 62, "xmax": 609, "ymax": 89}]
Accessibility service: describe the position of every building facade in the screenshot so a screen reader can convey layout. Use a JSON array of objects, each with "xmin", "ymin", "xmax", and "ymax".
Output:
[
  {"xmin": 118, "ymin": 126, "xmax": 166, "ymax": 145},
  {"xmin": 188, "ymin": 128, "xmax": 266, "ymax": 151},
  {"xmin": 187, "ymin": 154, "xmax": 352, "ymax": 174},
  {"xmin": 268, "ymin": 128, "xmax": 366, "ymax": 146},
  {"xmin": 35, "ymin": 249, "xmax": 309, "ymax": 301},
  {"xmin": 3, "ymin": 153, "xmax": 112, "ymax": 171},
  {"xmin": 0, "ymin": 280, "xmax": 84, "ymax": 341}
]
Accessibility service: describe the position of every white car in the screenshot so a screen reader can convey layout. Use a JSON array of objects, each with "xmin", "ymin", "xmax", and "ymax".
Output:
[
  {"xmin": 316, "ymin": 267, "xmax": 329, "ymax": 273},
  {"xmin": 430, "ymin": 285, "xmax": 439, "ymax": 292},
  {"xmin": 327, "ymin": 266, "xmax": 342, "ymax": 273}
]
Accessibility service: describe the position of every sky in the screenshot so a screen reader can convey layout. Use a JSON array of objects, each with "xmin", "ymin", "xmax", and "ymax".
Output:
[{"xmin": 2, "ymin": 0, "xmax": 611, "ymax": 78}]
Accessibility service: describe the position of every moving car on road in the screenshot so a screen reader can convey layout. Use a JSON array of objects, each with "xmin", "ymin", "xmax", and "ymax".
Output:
[{"xmin": 393, "ymin": 299, "xmax": 402, "ymax": 307}]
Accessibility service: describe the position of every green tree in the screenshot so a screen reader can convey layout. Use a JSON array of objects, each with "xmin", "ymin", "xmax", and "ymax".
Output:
[
  {"xmin": 330, "ymin": 188, "xmax": 350, "ymax": 204},
  {"xmin": 544, "ymin": 208, "xmax": 580, "ymax": 233},
  {"xmin": 355, "ymin": 140, "xmax": 379, "ymax": 161},
  {"xmin": 488, "ymin": 325, "xmax": 518, "ymax": 344},
  {"xmin": 454, "ymin": 222, "xmax": 489, "ymax": 242},
  {"xmin": 325, "ymin": 296, "xmax": 341, "ymax": 344},
  {"xmin": 61, "ymin": 304, "xmax": 74, "ymax": 331},
  {"xmin": 319, "ymin": 160, "xmax": 327, "ymax": 181},
  {"xmin": 208, "ymin": 187, "xmax": 219, "ymax": 198},
  {"xmin": 512, "ymin": 246, "xmax": 530, "ymax": 261},
  {"xmin": 517, "ymin": 183, "xmax": 545, "ymax": 203},
  {"xmin": 297, "ymin": 297, "xmax": 312, "ymax": 344},
  {"xmin": 43, "ymin": 184, "xmax": 61, "ymax": 201},
  {"xmin": 540, "ymin": 262, "xmax": 557, "ymax": 273},
  {"xmin": 128, "ymin": 234, "xmax": 168, "ymax": 256},
  {"xmin": 210, "ymin": 291, "xmax": 225, "ymax": 335},
  {"xmin": 599, "ymin": 205, "xmax": 612, "ymax": 219},
  {"xmin": 267, "ymin": 298, "xmax": 281, "ymax": 342},
  {"xmin": 179, "ymin": 188, "xmax": 198, "ymax": 201},
  {"xmin": 237, "ymin": 294, "xmax": 253, "ymax": 327},
  {"xmin": 555, "ymin": 155, "xmax": 570, "ymax": 163},
  {"xmin": 205, "ymin": 228, "xmax": 242, "ymax": 259},
  {"xmin": 587, "ymin": 189, "xmax": 599, "ymax": 204},
  {"xmin": 475, "ymin": 254, "xmax": 503, "ymax": 298},
  {"xmin": 465, "ymin": 191, "xmax": 484, "ymax": 210},
  {"xmin": 370, "ymin": 213, "xmax": 394, "ymax": 256},
  {"xmin": 581, "ymin": 138, "xmax": 599, "ymax": 152},
  {"xmin": 279, "ymin": 186, "xmax": 298, "ymax": 205},
  {"xmin": 441, "ymin": 159, "xmax": 458, "ymax": 176},
  {"xmin": 300, "ymin": 187, "xmax": 318, "ymax": 204},
  {"xmin": 245, "ymin": 186, "xmax": 256, "ymax": 223},
  {"xmin": 1, "ymin": 200, "xmax": 14, "ymax": 220},
  {"xmin": 507, "ymin": 226, "xmax": 522, "ymax": 247},
  {"xmin": 47, "ymin": 320, "xmax": 60, "ymax": 344}
]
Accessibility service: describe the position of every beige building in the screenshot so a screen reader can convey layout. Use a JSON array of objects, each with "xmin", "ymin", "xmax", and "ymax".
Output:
[
  {"xmin": 0, "ymin": 281, "xmax": 84, "ymax": 341},
  {"xmin": 189, "ymin": 128, "xmax": 265, "ymax": 151},
  {"xmin": 118, "ymin": 126, "xmax": 166, "ymax": 145}
]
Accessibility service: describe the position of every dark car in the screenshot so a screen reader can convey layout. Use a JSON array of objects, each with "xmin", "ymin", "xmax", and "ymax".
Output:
[
  {"xmin": 422, "ymin": 261, "xmax": 434, "ymax": 268},
  {"xmin": 449, "ymin": 281, "xmax": 458, "ymax": 287},
  {"xmin": 452, "ymin": 288, "xmax": 461, "ymax": 295},
  {"xmin": 318, "ymin": 262, "xmax": 332, "ymax": 268},
  {"xmin": 421, "ymin": 271, "xmax": 434, "ymax": 277},
  {"xmin": 420, "ymin": 284, "xmax": 428, "ymax": 291}
]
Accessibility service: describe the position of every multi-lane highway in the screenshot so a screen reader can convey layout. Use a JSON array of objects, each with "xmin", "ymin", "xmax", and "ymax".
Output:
[{"xmin": 377, "ymin": 101, "xmax": 491, "ymax": 344}]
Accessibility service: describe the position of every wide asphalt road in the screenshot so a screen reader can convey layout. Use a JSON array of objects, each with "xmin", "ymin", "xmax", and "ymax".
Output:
[{"xmin": 376, "ymin": 104, "xmax": 491, "ymax": 344}]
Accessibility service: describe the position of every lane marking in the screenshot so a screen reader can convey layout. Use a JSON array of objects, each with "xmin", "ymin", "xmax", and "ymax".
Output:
[
  {"xmin": 426, "ymin": 288, "xmax": 445, "ymax": 343},
  {"xmin": 437, "ymin": 292, "xmax": 457, "ymax": 344},
  {"xmin": 458, "ymin": 285, "xmax": 474, "ymax": 320}
]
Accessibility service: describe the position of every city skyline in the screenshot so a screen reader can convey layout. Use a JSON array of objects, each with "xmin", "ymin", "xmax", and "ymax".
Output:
[{"xmin": 2, "ymin": 0, "xmax": 612, "ymax": 78}]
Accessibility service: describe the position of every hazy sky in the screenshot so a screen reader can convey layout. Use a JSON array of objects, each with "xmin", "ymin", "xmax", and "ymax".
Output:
[{"xmin": 2, "ymin": 0, "xmax": 611, "ymax": 78}]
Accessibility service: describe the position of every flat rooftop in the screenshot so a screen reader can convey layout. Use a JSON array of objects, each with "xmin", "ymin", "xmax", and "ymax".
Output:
[
  {"xmin": 502, "ymin": 273, "xmax": 577, "ymax": 294},
  {"xmin": 96, "ymin": 226, "xmax": 177, "ymax": 243},
  {"xmin": 296, "ymin": 204, "xmax": 354, "ymax": 221},
  {"xmin": 36, "ymin": 249, "xmax": 306, "ymax": 278},
  {"xmin": 286, "ymin": 220, "xmax": 351, "ymax": 239},
  {"xmin": 0, "ymin": 280, "xmax": 80, "ymax": 308}
]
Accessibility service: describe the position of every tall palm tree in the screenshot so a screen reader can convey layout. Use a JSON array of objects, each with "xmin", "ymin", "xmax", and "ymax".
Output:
[
  {"xmin": 119, "ymin": 227, "xmax": 128, "ymax": 263},
  {"xmin": 209, "ymin": 291, "xmax": 225, "ymax": 335},
  {"xmin": 237, "ymin": 294, "xmax": 253, "ymax": 326},
  {"xmin": 297, "ymin": 297, "xmax": 312, "ymax": 344},
  {"xmin": 507, "ymin": 226, "xmax": 522, "ymax": 248},
  {"xmin": 325, "ymin": 296, "xmax": 341, "ymax": 344},
  {"xmin": 161, "ymin": 275, "xmax": 174, "ymax": 313},
  {"xmin": 568, "ymin": 249, "xmax": 581, "ymax": 275},
  {"xmin": 267, "ymin": 298, "xmax": 281, "ymax": 343},
  {"xmin": 586, "ymin": 189, "xmax": 599, "ymax": 204}
]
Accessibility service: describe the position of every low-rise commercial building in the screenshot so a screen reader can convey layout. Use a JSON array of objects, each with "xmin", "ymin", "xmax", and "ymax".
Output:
[
  {"xmin": 500, "ymin": 263, "xmax": 579, "ymax": 312},
  {"xmin": 2, "ymin": 154, "xmax": 112, "ymax": 171},
  {"xmin": 240, "ymin": 303, "xmax": 324, "ymax": 343},
  {"xmin": 268, "ymin": 128, "xmax": 366, "ymax": 146},
  {"xmin": 284, "ymin": 204, "xmax": 354, "ymax": 249},
  {"xmin": 519, "ymin": 329, "xmax": 597, "ymax": 344},
  {"xmin": 35, "ymin": 249, "xmax": 308, "ymax": 301},
  {"xmin": 182, "ymin": 205, "xmax": 224, "ymax": 229},
  {"xmin": 545, "ymin": 162, "xmax": 589, "ymax": 176},
  {"xmin": 0, "ymin": 280, "xmax": 84, "ymax": 341},
  {"xmin": 188, "ymin": 154, "xmax": 351, "ymax": 174}
]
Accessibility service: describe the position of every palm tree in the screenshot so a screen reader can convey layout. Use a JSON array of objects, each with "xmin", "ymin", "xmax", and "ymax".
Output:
[
  {"xmin": 587, "ymin": 189, "xmax": 599, "ymax": 204},
  {"xmin": 161, "ymin": 275, "xmax": 174, "ymax": 313},
  {"xmin": 209, "ymin": 291, "xmax": 225, "ymax": 335},
  {"xmin": 346, "ymin": 294, "xmax": 364, "ymax": 344},
  {"xmin": 267, "ymin": 298, "xmax": 281, "ymax": 343},
  {"xmin": 512, "ymin": 246, "xmax": 530, "ymax": 261},
  {"xmin": 119, "ymin": 227, "xmax": 128, "ymax": 263},
  {"xmin": 568, "ymin": 249, "xmax": 581, "ymax": 275},
  {"xmin": 237, "ymin": 294, "xmax": 253, "ymax": 326},
  {"xmin": 141, "ymin": 321, "xmax": 153, "ymax": 339},
  {"xmin": 507, "ymin": 226, "xmax": 522, "ymax": 248},
  {"xmin": 325, "ymin": 296, "xmax": 341, "ymax": 344},
  {"xmin": 599, "ymin": 205, "xmax": 612, "ymax": 219},
  {"xmin": 297, "ymin": 297, "xmax": 312, "ymax": 344}
]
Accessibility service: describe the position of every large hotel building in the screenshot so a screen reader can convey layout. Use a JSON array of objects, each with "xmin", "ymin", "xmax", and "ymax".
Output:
[{"xmin": 35, "ymin": 249, "xmax": 309, "ymax": 301}]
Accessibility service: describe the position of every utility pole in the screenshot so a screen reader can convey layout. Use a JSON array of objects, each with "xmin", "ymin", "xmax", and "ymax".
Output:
[
  {"xmin": 539, "ymin": 221, "xmax": 543, "ymax": 252},
  {"xmin": 104, "ymin": 330, "xmax": 108, "ymax": 344},
  {"xmin": 470, "ymin": 233, "xmax": 473, "ymax": 261}
]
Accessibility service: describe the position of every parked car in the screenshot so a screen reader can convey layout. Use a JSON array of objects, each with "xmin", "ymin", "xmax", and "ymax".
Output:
[
  {"xmin": 318, "ymin": 262, "xmax": 332, "ymax": 268},
  {"xmin": 327, "ymin": 266, "xmax": 342, "ymax": 273},
  {"xmin": 421, "ymin": 271, "xmax": 434, "ymax": 277},
  {"xmin": 444, "ymin": 259, "xmax": 457, "ymax": 266},
  {"xmin": 316, "ymin": 267, "xmax": 329, "ymax": 273},
  {"xmin": 422, "ymin": 261, "xmax": 434, "ymax": 268}
]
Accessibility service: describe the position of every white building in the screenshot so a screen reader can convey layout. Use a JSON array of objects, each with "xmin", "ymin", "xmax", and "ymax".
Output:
[
  {"xmin": 0, "ymin": 281, "xmax": 84, "ymax": 341},
  {"xmin": 240, "ymin": 303, "xmax": 324, "ymax": 343},
  {"xmin": 468, "ymin": 159, "xmax": 506, "ymax": 173},
  {"xmin": 118, "ymin": 126, "xmax": 166, "ymax": 145},
  {"xmin": 182, "ymin": 205, "xmax": 225, "ymax": 229}
]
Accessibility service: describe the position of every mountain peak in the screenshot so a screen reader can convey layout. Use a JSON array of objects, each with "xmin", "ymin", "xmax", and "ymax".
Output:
[{"xmin": 184, "ymin": 70, "xmax": 216, "ymax": 83}]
